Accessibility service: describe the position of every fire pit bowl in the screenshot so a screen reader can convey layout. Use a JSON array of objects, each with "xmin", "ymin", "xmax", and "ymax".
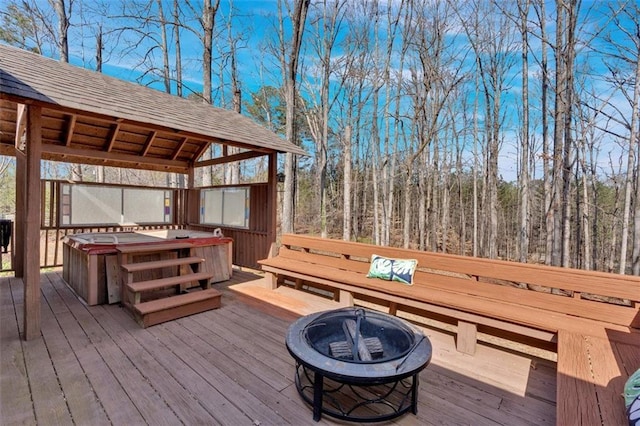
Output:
[{"xmin": 286, "ymin": 307, "xmax": 432, "ymax": 422}]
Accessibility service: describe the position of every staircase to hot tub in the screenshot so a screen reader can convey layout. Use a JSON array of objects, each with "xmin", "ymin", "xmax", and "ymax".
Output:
[{"xmin": 118, "ymin": 242, "xmax": 221, "ymax": 327}]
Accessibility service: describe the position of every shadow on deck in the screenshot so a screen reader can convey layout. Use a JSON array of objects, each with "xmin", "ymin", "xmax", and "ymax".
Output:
[{"xmin": 1, "ymin": 269, "xmax": 556, "ymax": 425}]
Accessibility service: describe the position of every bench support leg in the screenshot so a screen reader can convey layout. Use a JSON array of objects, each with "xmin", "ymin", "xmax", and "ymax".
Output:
[
  {"xmin": 456, "ymin": 321, "xmax": 477, "ymax": 355},
  {"xmin": 264, "ymin": 272, "xmax": 278, "ymax": 290},
  {"xmin": 338, "ymin": 290, "xmax": 354, "ymax": 307}
]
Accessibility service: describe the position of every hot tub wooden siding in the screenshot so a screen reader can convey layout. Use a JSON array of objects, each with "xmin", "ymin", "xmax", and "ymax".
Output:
[{"xmin": 63, "ymin": 232, "xmax": 233, "ymax": 305}]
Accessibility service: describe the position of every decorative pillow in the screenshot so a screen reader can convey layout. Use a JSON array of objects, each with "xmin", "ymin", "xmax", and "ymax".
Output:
[
  {"xmin": 629, "ymin": 394, "xmax": 640, "ymax": 426},
  {"xmin": 366, "ymin": 254, "xmax": 417, "ymax": 285},
  {"xmin": 626, "ymin": 368, "xmax": 640, "ymax": 409}
]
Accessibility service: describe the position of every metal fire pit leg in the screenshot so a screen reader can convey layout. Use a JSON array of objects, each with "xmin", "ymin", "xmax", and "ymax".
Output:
[
  {"xmin": 411, "ymin": 374, "xmax": 420, "ymax": 415},
  {"xmin": 313, "ymin": 371, "xmax": 324, "ymax": 421}
]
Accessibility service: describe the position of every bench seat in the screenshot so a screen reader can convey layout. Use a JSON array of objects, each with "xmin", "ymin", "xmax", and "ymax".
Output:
[{"xmin": 260, "ymin": 255, "xmax": 636, "ymax": 341}]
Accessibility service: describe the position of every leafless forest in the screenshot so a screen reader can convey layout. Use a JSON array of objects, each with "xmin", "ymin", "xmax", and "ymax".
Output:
[{"xmin": 1, "ymin": 0, "xmax": 639, "ymax": 274}]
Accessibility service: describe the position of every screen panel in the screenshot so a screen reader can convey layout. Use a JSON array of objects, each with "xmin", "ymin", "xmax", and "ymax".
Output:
[
  {"xmin": 69, "ymin": 185, "xmax": 121, "ymax": 225},
  {"xmin": 200, "ymin": 187, "xmax": 249, "ymax": 228},
  {"xmin": 61, "ymin": 184, "xmax": 173, "ymax": 226},
  {"xmin": 123, "ymin": 189, "xmax": 170, "ymax": 223}
]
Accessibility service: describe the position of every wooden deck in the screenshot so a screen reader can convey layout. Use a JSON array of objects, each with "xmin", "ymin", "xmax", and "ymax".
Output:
[{"xmin": 1, "ymin": 269, "xmax": 556, "ymax": 425}]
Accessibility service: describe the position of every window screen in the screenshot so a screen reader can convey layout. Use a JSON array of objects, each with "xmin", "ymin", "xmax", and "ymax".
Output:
[
  {"xmin": 61, "ymin": 184, "xmax": 172, "ymax": 226},
  {"xmin": 200, "ymin": 187, "xmax": 249, "ymax": 228}
]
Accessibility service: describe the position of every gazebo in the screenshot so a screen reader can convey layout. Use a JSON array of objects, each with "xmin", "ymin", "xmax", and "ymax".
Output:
[{"xmin": 0, "ymin": 44, "xmax": 305, "ymax": 340}]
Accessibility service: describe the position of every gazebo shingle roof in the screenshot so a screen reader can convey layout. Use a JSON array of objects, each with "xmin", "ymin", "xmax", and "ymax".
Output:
[{"xmin": 0, "ymin": 44, "xmax": 305, "ymax": 172}]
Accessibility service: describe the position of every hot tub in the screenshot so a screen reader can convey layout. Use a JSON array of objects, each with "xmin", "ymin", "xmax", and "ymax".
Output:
[{"xmin": 62, "ymin": 229, "xmax": 233, "ymax": 305}]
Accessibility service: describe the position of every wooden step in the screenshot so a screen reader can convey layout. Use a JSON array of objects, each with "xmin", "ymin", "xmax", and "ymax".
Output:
[
  {"xmin": 228, "ymin": 279, "xmax": 344, "ymax": 319},
  {"xmin": 133, "ymin": 288, "xmax": 222, "ymax": 327},
  {"xmin": 121, "ymin": 256, "xmax": 205, "ymax": 273},
  {"xmin": 117, "ymin": 242, "xmax": 193, "ymax": 255},
  {"xmin": 126, "ymin": 272, "xmax": 214, "ymax": 293}
]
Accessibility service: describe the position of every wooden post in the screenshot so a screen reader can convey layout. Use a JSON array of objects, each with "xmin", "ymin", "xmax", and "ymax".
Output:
[
  {"xmin": 456, "ymin": 320, "xmax": 477, "ymax": 355},
  {"xmin": 267, "ymin": 153, "xmax": 278, "ymax": 244},
  {"xmin": 14, "ymin": 147, "xmax": 25, "ymax": 278},
  {"xmin": 23, "ymin": 105, "xmax": 42, "ymax": 340},
  {"xmin": 14, "ymin": 104, "xmax": 26, "ymax": 277},
  {"xmin": 185, "ymin": 165, "xmax": 198, "ymax": 225},
  {"xmin": 339, "ymin": 290, "xmax": 354, "ymax": 307}
]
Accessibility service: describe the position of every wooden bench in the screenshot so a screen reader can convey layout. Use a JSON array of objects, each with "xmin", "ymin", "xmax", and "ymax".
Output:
[{"xmin": 258, "ymin": 234, "xmax": 640, "ymax": 423}]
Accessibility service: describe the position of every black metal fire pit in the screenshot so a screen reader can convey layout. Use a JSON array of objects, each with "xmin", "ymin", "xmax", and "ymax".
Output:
[{"xmin": 286, "ymin": 307, "xmax": 432, "ymax": 422}]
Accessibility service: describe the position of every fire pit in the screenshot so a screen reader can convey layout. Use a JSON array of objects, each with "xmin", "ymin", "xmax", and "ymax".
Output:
[{"xmin": 286, "ymin": 307, "xmax": 432, "ymax": 422}]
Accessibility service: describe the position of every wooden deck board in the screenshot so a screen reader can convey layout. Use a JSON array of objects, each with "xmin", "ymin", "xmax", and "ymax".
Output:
[
  {"xmin": 40, "ymin": 280, "xmax": 110, "ymax": 425},
  {"xmin": 0, "ymin": 277, "xmax": 36, "ymax": 425},
  {"xmin": 89, "ymin": 306, "xmax": 218, "ymax": 424},
  {"xmin": 103, "ymin": 304, "xmax": 255, "ymax": 425},
  {"xmin": 159, "ymin": 320, "xmax": 290, "ymax": 425},
  {"xmin": 588, "ymin": 335, "xmax": 628, "ymax": 425},
  {"xmin": 45, "ymin": 271, "xmax": 182, "ymax": 425},
  {"xmin": 556, "ymin": 332, "xmax": 602, "ymax": 426},
  {"xmin": 1, "ymin": 269, "xmax": 557, "ymax": 425}
]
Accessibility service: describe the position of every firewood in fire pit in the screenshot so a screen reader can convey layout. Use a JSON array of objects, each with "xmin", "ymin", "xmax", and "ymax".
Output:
[{"xmin": 329, "ymin": 319, "xmax": 384, "ymax": 360}]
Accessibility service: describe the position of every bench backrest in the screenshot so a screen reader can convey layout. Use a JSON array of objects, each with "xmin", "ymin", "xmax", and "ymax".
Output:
[{"xmin": 278, "ymin": 234, "xmax": 640, "ymax": 329}]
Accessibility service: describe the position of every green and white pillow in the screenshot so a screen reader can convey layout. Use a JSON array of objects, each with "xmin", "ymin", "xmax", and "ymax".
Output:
[
  {"xmin": 626, "ymin": 368, "xmax": 640, "ymax": 409},
  {"xmin": 366, "ymin": 254, "xmax": 417, "ymax": 285}
]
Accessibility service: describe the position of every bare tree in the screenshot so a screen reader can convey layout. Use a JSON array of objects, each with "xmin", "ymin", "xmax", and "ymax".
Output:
[
  {"xmin": 302, "ymin": 0, "xmax": 346, "ymax": 237},
  {"xmin": 50, "ymin": 0, "xmax": 71, "ymax": 61},
  {"xmin": 410, "ymin": 2, "xmax": 464, "ymax": 248},
  {"xmin": 0, "ymin": 2, "xmax": 46, "ymax": 53},
  {"xmin": 173, "ymin": 0, "xmax": 182, "ymax": 97},
  {"xmin": 278, "ymin": 0, "xmax": 310, "ymax": 234},
  {"xmin": 517, "ymin": 0, "xmax": 531, "ymax": 263},
  {"xmin": 599, "ymin": 2, "xmax": 640, "ymax": 274},
  {"xmin": 456, "ymin": 0, "xmax": 517, "ymax": 259},
  {"xmin": 184, "ymin": 0, "xmax": 221, "ymax": 103}
]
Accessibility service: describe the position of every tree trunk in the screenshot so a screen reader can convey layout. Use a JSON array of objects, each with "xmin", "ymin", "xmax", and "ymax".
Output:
[
  {"xmin": 95, "ymin": 25, "xmax": 104, "ymax": 182},
  {"xmin": 281, "ymin": 0, "xmax": 310, "ymax": 234},
  {"xmin": 550, "ymin": 1, "xmax": 567, "ymax": 266},
  {"xmin": 532, "ymin": 0, "xmax": 553, "ymax": 264},
  {"xmin": 52, "ymin": 0, "xmax": 69, "ymax": 62},
  {"xmin": 560, "ymin": 0, "xmax": 578, "ymax": 268},
  {"xmin": 579, "ymin": 152, "xmax": 591, "ymax": 270},
  {"xmin": 518, "ymin": 0, "xmax": 530, "ymax": 263},
  {"xmin": 472, "ymin": 72, "xmax": 479, "ymax": 257},
  {"xmin": 343, "ymin": 125, "xmax": 352, "ymax": 241},
  {"xmin": 201, "ymin": 0, "xmax": 220, "ymax": 104},
  {"xmin": 225, "ymin": 7, "xmax": 241, "ymax": 185},
  {"xmin": 156, "ymin": 0, "xmax": 171, "ymax": 93},
  {"xmin": 630, "ymin": 48, "xmax": 640, "ymax": 274},
  {"xmin": 371, "ymin": 88, "xmax": 381, "ymax": 245},
  {"xmin": 95, "ymin": 25, "xmax": 102, "ymax": 72},
  {"xmin": 173, "ymin": 0, "xmax": 183, "ymax": 97}
]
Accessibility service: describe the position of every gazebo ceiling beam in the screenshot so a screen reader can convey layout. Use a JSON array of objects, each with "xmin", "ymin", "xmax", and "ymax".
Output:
[
  {"xmin": 196, "ymin": 150, "xmax": 267, "ymax": 167},
  {"xmin": 104, "ymin": 121, "xmax": 122, "ymax": 152},
  {"xmin": 44, "ymin": 144, "xmax": 190, "ymax": 171},
  {"xmin": 140, "ymin": 130, "xmax": 157, "ymax": 156},
  {"xmin": 192, "ymin": 140, "xmax": 212, "ymax": 163},
  {"xmin": 171, "ymin": 136, "xmax": 189, "ymax": 161},
  {"xmin": 15, "ymin": 103, "xmax": 26, "ymax": 150},
  {"xmin": 64, "ymin": 114, "xmax": 77, "ymax": 146}
]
